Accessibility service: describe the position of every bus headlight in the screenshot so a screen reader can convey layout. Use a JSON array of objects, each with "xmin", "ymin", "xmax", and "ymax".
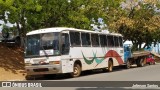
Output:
[
  {"xmin": 49, "ymin": 61, "xmax": 60, "ymax": 65},
  {"xmin": 25, "ymin": 63, "xmax": 32, "ymax": 66}
]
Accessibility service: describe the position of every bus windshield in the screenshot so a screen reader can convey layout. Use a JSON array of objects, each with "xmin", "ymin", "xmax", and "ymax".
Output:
[{"xmin": 25, "ymin": 32, "xmax": 60, "ymax": 57}]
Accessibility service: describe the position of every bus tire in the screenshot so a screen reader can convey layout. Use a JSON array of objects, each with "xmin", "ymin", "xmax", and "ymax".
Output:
[
  {"xmin": 102, "ymin": 68, "xmax": 108, "ymax": 72},
  {"xmin": 108, "ymin": 60, "xmax": 113, "ymax": 72},
  {"xmin": 126, "ymin": 60, "xmax": 131, "ymax": 69},
  {"xmin": 71, "ymin": 64, "xmax": 81, "ymax": 78},
  {"xmin": 44, "ymin": 74, "xmax": 56, "ymax": 79},
  {"xmin": 25, "ymin": 75, "xmax": 34, "ymax": 80}
]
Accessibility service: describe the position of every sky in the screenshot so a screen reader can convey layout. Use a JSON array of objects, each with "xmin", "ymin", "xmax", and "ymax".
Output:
[{"xmin": 0, "ymin": 20, "xmax": 16, "ymax": 32}]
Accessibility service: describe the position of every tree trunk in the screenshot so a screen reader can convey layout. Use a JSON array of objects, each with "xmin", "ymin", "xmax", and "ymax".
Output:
[
  {"xmin": 16, "ymin": 22, "xmax": 21, "ymax": 37},
  {"xmin": 138, "ymin": 43, "xmax": 142, "ymax": 50},
  {"xmin": 132, "ymin": 40, "xmax": 139, "ymax": 51}
]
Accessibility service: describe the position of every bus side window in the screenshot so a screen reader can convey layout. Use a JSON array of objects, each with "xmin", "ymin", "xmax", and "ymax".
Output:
[
  {"xmin": 107, "ymin": 35, "xmax": 114, "ymax": 47},
  {"xmin": 81, "ymin": 33, "xmax": 91, "ymax": 47},
  {"xmin": 91, "ymin": 34, "xmax": 99, "ymax": 47},
  {"xmin": 119, "ymin": 37, "xmax": 123, "ymax": 47},
  {"xmin": 61, "ymin": 33, "xmax": 70, "ymax": 55},
  {"xmin": 100, "ymin": 35, "xmax": 107, "ymax": 47},
  {"xmin": 114, "ymin": 36, "xmax": 119, "ymax": 47},
  {"xmin": 70, "ymin": 32, "xmax": 80, "ymax": 46}
]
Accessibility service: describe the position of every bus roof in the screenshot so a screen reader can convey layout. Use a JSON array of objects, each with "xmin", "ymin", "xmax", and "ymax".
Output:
[{"xmin": 26, "ymin": 27, "xmax": 122, "ymax": 37}]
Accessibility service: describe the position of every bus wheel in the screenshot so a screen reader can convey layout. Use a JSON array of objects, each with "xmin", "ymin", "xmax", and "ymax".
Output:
[
  {"xmin": 71, "ymin": 64, "xmax": 81, "ymax": 78},
  {"xmin": 102, "ymin": 68, "xmax": 108, "ymax": 72},
  {"xmin": 25, "ymin": 75, "xmax": 34, "ymax": 80},
  {"xmin": 108, "ymin": 60, "xmax": 113, "ymax": 72},
  {"xmin": 44, "ymin": 74, "xmax": 56, "ymax": 79},
  {"xmin": 126, "ymin": 60, "xmax": 131, "ymax": 69}
]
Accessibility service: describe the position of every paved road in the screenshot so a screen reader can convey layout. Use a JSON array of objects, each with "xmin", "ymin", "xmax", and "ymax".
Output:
[
  {"xmin": 40, "ymin": 63, "xmax": 160, "ymax": 81},
  {"xmin": 1, "ymin": 63, "xmax": 160, "ymax": 90},
  {"xmin": 63, "ymin": 63, "xmax": 160, "ymax": 81}
]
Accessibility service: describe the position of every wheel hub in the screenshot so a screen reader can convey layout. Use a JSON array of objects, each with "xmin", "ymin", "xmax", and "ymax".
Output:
[{"xmin": 74, "ymin": 67, "xmax": 78, "ymax": 75}]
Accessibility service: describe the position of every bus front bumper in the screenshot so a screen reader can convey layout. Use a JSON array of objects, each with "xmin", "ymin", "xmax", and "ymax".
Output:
[{"xmin": 25, "ymin": 65, "xmax": 62, "ymax": 75}]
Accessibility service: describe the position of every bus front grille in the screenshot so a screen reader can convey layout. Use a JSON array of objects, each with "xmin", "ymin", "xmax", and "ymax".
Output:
[
  {"xmin": 32, "ymin": 63, "xmax": 49, "ymax": 65},
  {"xmin": 33, "ymin": 68, "xmax": 49, "ymax": 72}
]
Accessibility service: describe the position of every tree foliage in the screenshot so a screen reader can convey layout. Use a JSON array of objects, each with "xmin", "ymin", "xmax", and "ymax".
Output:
[
  {"xmin": 0, "ymin": 0, "xmax": 42, "ymax": 37},
  {"xmin": 0, "ymin": 0, "xmax": 160, "ymax": 50},
  {"xmin": 108, "ymin": 0, "xmax": 160, "ymax": 50},
  {"xmin": 0, "ymin": 0, "xmax": 116, "ymax": 36}
]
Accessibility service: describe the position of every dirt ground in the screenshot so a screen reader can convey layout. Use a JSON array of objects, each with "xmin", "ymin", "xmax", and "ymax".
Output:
[{"xmin": 0, "ymin": 43, "xmax": 25, "ymax": 81}]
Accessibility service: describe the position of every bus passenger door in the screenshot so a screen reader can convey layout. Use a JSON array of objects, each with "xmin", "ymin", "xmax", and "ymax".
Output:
[
  {"xmin": 60, "ymin": 32, "xmax": 73, "ymax": 73},
  {"xmin": 61, "ymin": 32, "xmax": 70, "ymax": 55}
]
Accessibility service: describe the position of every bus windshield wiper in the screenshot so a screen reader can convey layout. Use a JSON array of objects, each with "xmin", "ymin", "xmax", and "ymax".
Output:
[{"xmin": 41, "ymin": 45, "xmax": 49, "ymax": 59}]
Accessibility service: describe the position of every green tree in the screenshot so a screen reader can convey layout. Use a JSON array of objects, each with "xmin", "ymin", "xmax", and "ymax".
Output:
[
  {"xmin": 0, "ymin": 0, "xmax": 124, "ymax": 37},
  {"xmin": 108, "ymin": 0, "xmax": 160, "ymax": 50},
  {"xmin": 0, "ymin": 0, "xmax": 109, "ymax": 35},
  {"xmin": 32, "ymin": 0, "xmax": 110, "ymax": 30},
  {"xmin": 0, "ymin": 0, "xmax": 42, "ymax": 37}
]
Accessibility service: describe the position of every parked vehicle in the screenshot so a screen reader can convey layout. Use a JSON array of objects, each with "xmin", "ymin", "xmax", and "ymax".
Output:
[
  {"xmin": 24, "ymin": 27, "xmax": 124, "ymax": 79},
  {"xmin": 24, "ymin": 27, "xmax": 154, "ymax": 79},
  {"xmin": 146, "ymin": 54, "xmax": 155, "ymax": 65},
  {"xmin": 1, "ymin": 31, "xmax": 20, "ymax": 46},
  {"xmin": 123, "ymin": 44, "xmax": 151, "ymax": 68}
]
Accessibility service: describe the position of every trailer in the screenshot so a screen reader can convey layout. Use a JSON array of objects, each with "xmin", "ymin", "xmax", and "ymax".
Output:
[{"xmin": 124, "ymin": 45, "xmax": 152, "ymax": 68}]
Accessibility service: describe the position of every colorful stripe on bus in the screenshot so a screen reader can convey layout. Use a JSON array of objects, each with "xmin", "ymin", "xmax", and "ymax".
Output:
[{"xmin": 82, "ymin": 50, "xmax": 124, "ymax": 67}]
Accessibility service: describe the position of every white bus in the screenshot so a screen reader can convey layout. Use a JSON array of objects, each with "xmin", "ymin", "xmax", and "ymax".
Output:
[{"xmin": 24, "ymin": 27, "xmax": 124, "ymax": 78}]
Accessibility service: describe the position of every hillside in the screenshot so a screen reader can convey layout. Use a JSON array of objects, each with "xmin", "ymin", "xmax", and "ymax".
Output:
[{"xmin": 0, "ymin": 43, "xmax": 25, "ymax": 81}]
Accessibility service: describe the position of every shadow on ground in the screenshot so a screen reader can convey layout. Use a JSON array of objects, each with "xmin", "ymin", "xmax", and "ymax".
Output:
[
  {"xmin": 0, "ymin": 43, "xmax": 24, "ymax": 74},
  {"xmin": 28, "ymin": 64, "xmax": 150, "ymax": 80}
]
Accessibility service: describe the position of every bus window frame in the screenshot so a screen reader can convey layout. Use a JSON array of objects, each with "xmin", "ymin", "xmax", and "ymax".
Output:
[
  {"xmin": 114, "ymin": 36, "xmax": 119, "ymax": 47},
  {"xmin": 107, "ymin": 35, "xmax": 114, "ymax": 47},
  {"xmin": 91, "ymin": 33, "xmax": 100, "ymax": 47},
  {"xmin": 119, "ymin": 36, "xmax": 123, "ymax": 47},
  {"xmin": 60, "ymin": 31, "xmax": 70, "ymax": 55},
  {"xmin": 99, "ymin": 34, "xmax": 107, "ymax": 47},
  {"xmin": 81, "ymin": 32, "xmax": 91, "ymax": 47},
  {"xmin": 69, "ymin": 31, "xmax": 81, "ymax": 47}
]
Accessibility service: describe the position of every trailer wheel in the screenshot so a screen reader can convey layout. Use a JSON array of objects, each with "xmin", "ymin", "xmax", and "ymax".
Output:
[
  {"xmin": 150, "ymin": 61, "xmax": 155, "ymax": 65},
  {"xmin": 108, "ymin": 60, "xmax": 113, "ymax": 72},
  {"xmin": 137, "ymin": 58, "xmax": 144, "ymax": 67},
  {"xmin": 126, "ymin": 60, "xmax": 131, "ymax": 69},
  {"xmin": 71, "ymin": 64, "xmax": 81, "ymax": 78},
  {"xmin": 153, "ymin": 61, "xmax": 156, "ymax": 65}
]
